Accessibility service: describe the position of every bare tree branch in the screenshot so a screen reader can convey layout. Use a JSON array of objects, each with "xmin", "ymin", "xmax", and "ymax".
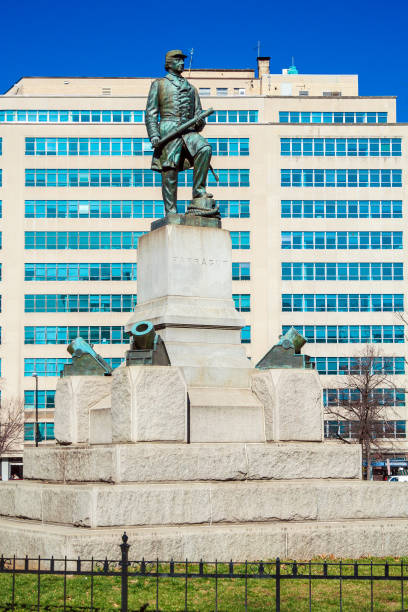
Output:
[
  {"xmin": 0, "ymin": 398, "xmax": 24, "ymax": 456},
  {"xmin": 325, "ymin": 345, "xmax": 400, "ymax": 480}
]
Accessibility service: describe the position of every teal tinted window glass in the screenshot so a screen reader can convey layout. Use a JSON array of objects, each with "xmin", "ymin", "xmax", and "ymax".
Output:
[
  {"xmin": 24, "ymin": 294, "xmax": 137, "ymax": 312},
  {"xmin": 24, "ymin": 262, "xmax": 137, "ymax": 281},
  {"xmin": 281, "ymin": 231, "xmax": 402, "ymax": 249},
  {"xmin": 281, "ymin": 169, "xmax": 401, "ymax": 187},
  {"xmin": 311, "ymin": 357, "xmax": 404, "ymax": 376},
  {"xmin": 281, "ymin": 262, "xmax": 402, "ymax": 281},
  {"xmin": 207, "ymin": 111, "xmax": 258, "ymax": 123},
  {"xmin": 232, "ymin": 262, "xmax": 250, "ymax": 280},
  {"xmin": 232, "ymin": 294, "xmax": 251, "ymax": 311},
  {"xmin": 25, "ymin": 326, "xmax": 128, "ymax": 344},
  {"xmin": 281, "ymin": 200, "xmax": 402, "ymax": 219},
  {"xmin": 24, "ymin": 200, "xmax": 248, "ymax": 219},
  {"xmin": 25, "ymin": 232, "xmax": 145, "ymax": 249},
  {"xmin": 280, "ymin": 138, "xmax": 400, "ymax": 157},
  {"xmin": 1, "ymin": 110, "xmax": 145, "ymax": 123},
  {"xmin": 230, "ymin": 232, "xmax": 250, "ymax": 249},
  {"xmin": 282, "ymin": 294, "xmax": 403, "ymax": 312},
  {"xmin": 279, "ymin": 112, "xmax": 387, "ymax": 124},
  {"xmin": 24, "ymin": 421, "xmax": 54, "ymax": 441},
  {"xmin": 24, "ymin": 390, "xmax": 55, "ymax": 410},
  {"xmin": 26, "ymin": 138, "xmax": 251, "ymax": 157},
  {"xmin": 241, "ymin": 326, "xmax": 251, "ymax": 343},
  {"xmin": 282, "ymin": 325, "xmax": 404, "ymax": 343},
  {"xmin": 25, "ymin": 169, "xmax": 249, "ymax": 188}
]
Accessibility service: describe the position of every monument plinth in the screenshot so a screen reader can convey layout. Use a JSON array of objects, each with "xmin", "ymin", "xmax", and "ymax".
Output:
[
  {"xmin": 126, "ymin": 222, "xmax": 251, "ymax": 388},
  {"xmin": 125, "ymin": 221, "xmax": 264, "ymax": 441}
]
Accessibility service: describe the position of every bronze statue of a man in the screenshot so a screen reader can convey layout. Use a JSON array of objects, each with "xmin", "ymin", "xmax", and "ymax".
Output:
[{"xmin": 145, "ymin": 50, "xmax": 219, "ymax": 218}]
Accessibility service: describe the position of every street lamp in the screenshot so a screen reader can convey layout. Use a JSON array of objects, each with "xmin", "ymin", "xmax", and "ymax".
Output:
[{"xmin": 32, "ymin": 373, "xmax": 39, "ymax": 447}]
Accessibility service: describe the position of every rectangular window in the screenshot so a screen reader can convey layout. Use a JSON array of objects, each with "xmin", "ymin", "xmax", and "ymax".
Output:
[
  {"xmin": 207, "ymin": 111, "xmax": 258, "ymax": 123},
  {"xmin": 207, "ymin": 139, "xmax": 249, "ymax": 156},
  {"xmin": 311, "ymin": 357, "xmax": 404, "ymax": 376},
  {"xmin": 282, "ymin": 294, "xmax": 403, "ymax": 312},
  {"xmin": 324, "ymin": 388, "xmax": 405, "ymax": 408},
  {"xmin": 232, "ymin": 294, "xmax": 251, "ymax": 312},
  {"xmin": 25, "ymin": 169, "xmax": 249, "ymax": 188},
  {"xmin": 281, "ymin": 200, "xmax": 402, "ymax": 219},
  {"xmin": 281, "ymin": 262, "xmax": 403, "ymax": 281},
  {"xmin": 25, "ymin": 231, "xmax": 145, "ymax": 249},
  {"xmin": 218, "ymin": 201, "xmax": 250, "ymax": 218},
  {"xmin": 199, "ymin": 88, "xmax": 211, "ymax": 95},
  {"xmin": 26, "ymin": 137, "xmax": 251, "ymax": 158},
  {"xmin": 241, "ymin": 326, "xmax": 251, "ymax": 343},
  {"xmin": 25, "ymin": 326, "xmax": 128, "ymax": 345},
  {"xmin": 216, "ymin": 88, "xmax": 228, "ymax": 96},
  {"xmin": 282, "ymin": 325, "xmax": 404, "ymax": 343},
  {"xmin": 24, "ymin": 357, "xmax": 122, "ymax": 377},
  {"xmin": 281, "ymin": 169, "xmax": 402, "ymax": 187},
  {"xmin": 280, "ymin": 138, "xmax": 400, "ymax": 156},
  {"xmin": 24, "ymin": 422, "xmax": 55, "ymax": 441},
  {"xmin": 324, "ymin": 419, "xmax": 406, "ymax": 439},
  {"xmin": 24, "ymin": 199, "xmax": 247, "ymax": 219},
  {"xmin": 279, "ymin": 111, "xmax": 388, "ymax": 124},
  {"xmin": 230, "ymin": 231, "xmax": 250, "ymax": 249},
  {"xmin": 0, "ymin": 110, "xmax": 145, "ymax": 123},
  {"xmin": 24, "ymin": 262, "xmax": 137, "ymax": 281},
  {"xmin": 24, "ymin": 358, "xmax": 69, "ymax": 377},
  {"xmin": 232, "ymin": 262, "xmax": 250, "ymax": 280},
  {"xmin": 24, "ymin": 390, "xmax": 56, "ymax": 410},
  {"xmin": 24, "ymin": 294, "xmax": 137, "ymax": 313},
  {"xmin": 281, "ymin": 231, "xmax": 402, "ymax": 250}
]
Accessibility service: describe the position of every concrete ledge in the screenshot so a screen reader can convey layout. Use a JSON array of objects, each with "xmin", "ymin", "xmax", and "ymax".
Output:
[
  {"xmin": 2, "ymin": 479, "xmax": 407, "ymax": 528},
  {"xmin": 2, "ymin": 517, "xmax": 408, "ymax": 560},
  {"xmin": 23, "ymin": 442, "xmax": 362, "ymax": 483}
]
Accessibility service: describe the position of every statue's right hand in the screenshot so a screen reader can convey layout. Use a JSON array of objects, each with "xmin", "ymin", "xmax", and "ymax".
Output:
[{"xmin": 151, "ymin": 137, "xmax": 160, "ymax": 148}]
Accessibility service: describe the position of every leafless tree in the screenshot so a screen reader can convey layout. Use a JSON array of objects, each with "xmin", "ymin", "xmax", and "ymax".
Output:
[
  {"xmin": 396, "ymin": 312, "xmax": 408, "ymax": 354},
  {"xmin": 326, "ymin": 345, "xmax": 398, "ymax": 480},
  {"xmin": 0, "ymin": 398, "xmax": 24, "ymax": 457}
]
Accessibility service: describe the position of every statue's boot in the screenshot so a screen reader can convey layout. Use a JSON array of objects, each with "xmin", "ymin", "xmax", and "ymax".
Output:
[
  {"xmin": 192, "ymin": 145, "xmax": 213, "ymax": 199},
  {"xmin": 162, "ymin": 168, "xmax": 178, "ymax": 214}
]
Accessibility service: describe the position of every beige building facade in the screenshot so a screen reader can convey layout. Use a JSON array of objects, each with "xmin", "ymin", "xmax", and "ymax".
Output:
[{"xmin": 0, "ymin": 58, "xmax": 406, "ymax": 477}]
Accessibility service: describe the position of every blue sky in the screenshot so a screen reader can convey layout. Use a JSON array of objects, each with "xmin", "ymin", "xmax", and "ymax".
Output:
[{"xmin": 1, "ymin": 0, "xmax": 407, "ymax": 121}]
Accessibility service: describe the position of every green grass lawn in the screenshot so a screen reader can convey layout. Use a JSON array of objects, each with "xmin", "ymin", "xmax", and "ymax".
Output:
[{"xmin": 1, "ymin": 557, "xmax": 408, "ymax": 611}]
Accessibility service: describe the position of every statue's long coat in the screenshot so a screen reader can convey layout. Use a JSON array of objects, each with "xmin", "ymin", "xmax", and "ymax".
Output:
[{"xmin": 145, "ymin": 73, "xmax": 209, "ymax": 172}]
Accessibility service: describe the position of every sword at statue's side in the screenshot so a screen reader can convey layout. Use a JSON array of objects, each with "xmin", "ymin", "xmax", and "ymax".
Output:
[{"xmin": 154, "ymin": 107, "xmax": 219, "ymax": 183}]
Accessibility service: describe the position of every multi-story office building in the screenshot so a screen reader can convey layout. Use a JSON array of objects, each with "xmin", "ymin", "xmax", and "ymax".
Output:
[{"xmin": 0, "ymin": 57, "xmax": 406, "ymax": 477}]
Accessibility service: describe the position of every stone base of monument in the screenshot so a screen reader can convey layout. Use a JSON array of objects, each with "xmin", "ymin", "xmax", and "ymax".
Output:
[
  {"xmin": 5, "ymin": 465, "xmax": 408, "ymax": 559},
  {"xmin": 4, "ymin": 219, "xmax": 408, "ymax": 560},
  {"xmin": 5, "ymin": 431, "xmax": 408, "ymax": 560},
  {"xmin": 22, "ymin": 442, "xmax": 362, "ymax": 483},
  {"xmin": 4, "ymin": 517, "xmax": 408, "ymax": 561}
]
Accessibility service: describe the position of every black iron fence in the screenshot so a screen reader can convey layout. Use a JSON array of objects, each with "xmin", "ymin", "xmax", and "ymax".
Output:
[{"xmin": 1, "ymin": 533, "xmax": 408, "ymax": 611}]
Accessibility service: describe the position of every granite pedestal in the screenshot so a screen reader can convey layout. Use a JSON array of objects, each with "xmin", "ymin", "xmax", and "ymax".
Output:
[{"xmin": 3, "ymin": 219, "xmax": 408, "ymax": 561}]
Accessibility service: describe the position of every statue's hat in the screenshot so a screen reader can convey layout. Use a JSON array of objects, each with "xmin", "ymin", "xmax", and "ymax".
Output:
[{"xmin": 165, "ymin": 49, "xmax": 187, "ymax": 62}]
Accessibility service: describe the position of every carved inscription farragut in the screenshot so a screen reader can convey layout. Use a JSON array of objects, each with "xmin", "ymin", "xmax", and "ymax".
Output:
[{"xmin": 172, "ymin": 256, "xmax": 229, "ymax": 266}]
